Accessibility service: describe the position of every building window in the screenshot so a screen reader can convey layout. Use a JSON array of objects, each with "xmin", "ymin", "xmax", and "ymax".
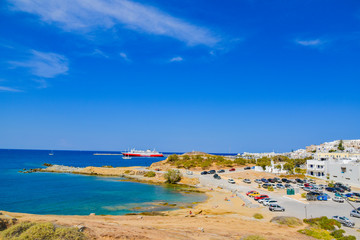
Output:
[{"xmin": 346, "ymin": 178, "xmax": 350, "ymax": 180}]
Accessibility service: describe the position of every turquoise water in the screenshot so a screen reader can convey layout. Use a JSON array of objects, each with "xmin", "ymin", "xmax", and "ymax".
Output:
[{"xmin": 0, "ymin": 149, "xmax": 206, "ymax": 215}]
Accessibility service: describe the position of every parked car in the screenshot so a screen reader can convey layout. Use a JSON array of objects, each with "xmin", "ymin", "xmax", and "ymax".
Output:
[
  {"xmin": 344, "ymin": 193, "xmax": 354, "ymax": 198},
  {"xmin": 340, "ymin": 185, "xmax": 351, "ymax": 192},
  {"xmin": 348, "ymin": 196, "xmax": 360, "ymax": 202},
  {"xmin": 228, "ymin": 178, "xmax": 235, "ymax": 184},
  {"xmin": 332, "ymin": 196, "xmax": 344, "ymax": 203},
  {"xmin": 281, "ymin": 178, "xmax": 288, "ymax": 183},
  {"xmin": 350, "ymin": 210, "xmax": 360, "ymax": 218},
  {"xmin": 303, "ymin": 187, "xmax": 312, "ymax": 192},
  {"xmin": 201, "ymin": 171, "xmax": 208, "ymax": 175},
  {"xmin": 262, "ymin": 183, "xmax": 271, "ymax": 189},
  {"xmin": 258, "ymin": 197, "xmax": 270, "ymax": 204},
  {"xmin": 255, "ymin": 179, "xmax": 262, "ymax": 184},
  {"xmin": 248, "ymin": 192, "xmax": 260, "ymax": 197},
  {"xmin": 276, "ymin": 183, "xmax": 285, "ymax": 189},
  {"xmin": 269, "ymin": 204, "xmax": 285, "ymax": 212},
  {"xmin": 244, "ymin": 166, "xmax": 251, "ymax": 170},
  {"xmin": 274, "ymin": 177, "xmax": 281, "ymax": 183},
  {"xmin": 213, "ymin": 174, "xmax": 221, "ymax": 179},
  {"xmin": 261, "ymin": 178, "xmax": 268, "ymax": 183},
  {"xmin": 268, "ymin": 178, "xmax": 276, "ymax": 183},
  {"xmin": 208, "ymin": 170, "xmax": 216, "ymax": 174},
  {"xmin": 243, "ymin": 179, "xmax": 251, "ymax": 184},
  {"xmin": 334, "ymin": 187, "xmax": 345, "ymax": 193},
  {"xmin": 332, "ymin": 216, "xmax": 354, "ymax": 228},
  {"xmin": 254, "ymin": 195, "xmax": 269, "ymax": 201},
  {"xmin": 285, "ymin": 183, "xmax": 292, "ymax": 189},
  {"xmin": 263, "ymin": 199, "xmax": 278, "ymax": 206},
  {"xmin": 186, "ymin": 170, "xmax": 193, "ymax": 175},
  {"xmin": 246, "ymin": 191, "xmax": 257, "ymax": 196},
  {"xmin": 353, "ymin": 192, "xmax": 360, "ymax": 197},
  {"xmin": 296, "ymin": 178, "xmax": 304, "ymax": 183},
  {"xmin": 229, "ymin": 168, "xmax": 236, "ymax": 172},
  {"xmin": 217, "ymin": 169, "xmax": 225, "ymax": 173},
  {"xmin": 325, "ymin": 187, "xmax": 336, "ymax": 192}
]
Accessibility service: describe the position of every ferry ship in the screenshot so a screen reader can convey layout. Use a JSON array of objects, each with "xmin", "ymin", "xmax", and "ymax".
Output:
[{"xmin": 122, "ymin": 149, "xmax": 164, "ymax": 157}]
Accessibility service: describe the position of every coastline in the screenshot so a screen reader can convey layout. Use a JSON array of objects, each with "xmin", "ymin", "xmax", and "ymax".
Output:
[{"xmin": 2, "ymin": 164, "xmax": 314, "ymax": 239}]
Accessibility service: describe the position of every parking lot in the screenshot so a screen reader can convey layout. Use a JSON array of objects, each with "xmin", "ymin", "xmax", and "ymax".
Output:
[{"xmin": 186, "ymin": 169, "xmax": 360, "ymax": 235}]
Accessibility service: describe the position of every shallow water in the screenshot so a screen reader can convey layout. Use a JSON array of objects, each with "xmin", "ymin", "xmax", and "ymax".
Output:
[{"xmin": 0, "ymin": 149, "xmax": 206, "ymax": 215}]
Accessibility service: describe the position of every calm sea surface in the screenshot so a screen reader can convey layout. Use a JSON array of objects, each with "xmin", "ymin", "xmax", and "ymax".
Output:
[{"xmin": 0, "ymin": 149, "xmax": 206, "ymax": 215}]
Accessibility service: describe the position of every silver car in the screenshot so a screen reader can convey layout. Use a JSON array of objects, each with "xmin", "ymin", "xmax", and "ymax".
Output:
[
  {"xmin": 332, "ymin": 216, "xmax": 354, "ymax": 228},
  {"xmin": 332, "ymin": 196, "xmax": 344, "ymax": 203},
  {"xmin": 269, "ymin": 204, "xmax": 285, "ymax": 212},
  {"xmin": 350, "ymin": 210, "xmax": 360, "ymax": 218}
]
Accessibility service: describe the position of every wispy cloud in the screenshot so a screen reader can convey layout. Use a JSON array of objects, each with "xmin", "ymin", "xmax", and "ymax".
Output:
[
  {"xmin": 92, "ymin": 49, "xmax": 109, "ymax": 58},
  {"xmin": 170, "ymin": 56, "xmax": 183, "ymax": 62},
  {"xmin": 295, "ymin": 39, "xmax": 325, "ymax": 47},
  {"xmin": 0, "ymin": 86, "xmax": 22, "ymax": 92},
  {"xmin": 9, "ymin": 50, "xmax": 69, "ymax": 78},
  {"xmin": 119, "ymin": 52, "xmax": 130, "ymax": 62},
  {"xmin": 8, "ymin": 0, "xmax": 220, "ymax": 47}
]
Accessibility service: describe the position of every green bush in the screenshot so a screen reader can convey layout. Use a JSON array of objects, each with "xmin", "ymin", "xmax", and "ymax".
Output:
[
  {"xmin": 339, "ymin": 236, "xmax": 356, "ymax": 240},
  {"xmin": 331, "ymin": 229, "xmax": 345, "ymax": 239},
  {"xmin": 54, "ymin": 227, "xmax": 86, "ymax": 240},
  {"xmin": 268, "ymin": 186, "xmax": 274, "ymax": 191},
  {"xmin": 144, "ymin": 171, "xmax": 156, "ymax": 177},
  {"xmin": 1, "ymin": 222, "xmax": 86, "ymax": 240},
  {"xmin": 101, "ymin": 165, "xmax": 113, "ymax": 168},
  {"xmin": 253, "ymin": 213, "xmax": 264, "ymax": 219},
  {"xmin": 301, "ymin": 193, "xmax": 307, "ymax": 198},
  {"xmin": 18, "ymin": 222, "xmax": 55, "ymax": 240},
  {"xmin": 298, "ymin": 228, "xmax": 333, "ymax": 240},
  {"xmin": 164, "ymin": 169, "xmax": 182, "ymax": 184},
  {"xmin": 303, "ymin": 216, "xmax": 341, "ymax": 230},
  {"xmin": 1, "ymin": 222, "xmax": 35, "ymax": 239}
]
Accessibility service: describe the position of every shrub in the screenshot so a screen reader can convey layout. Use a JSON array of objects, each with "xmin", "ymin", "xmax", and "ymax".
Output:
[
  {"xmin": 242, "ymin": 235, "xmax": 265, "ymax": 240},
  {"xmin": 270, "ymin": 216, "xmax": 303, "ymax": 227},
  {"xmin": 18, "ymin": 222, "xmax": 55, "ymax": 240},
  {"xmin": 331, "ymin": 229, "xmax": 345, "ymax": 239},
  {"xmin": 268, "ymin": 186, "xmax": 274, "ymax": 191},
  {"xmin": 144, "ymin": 171, "xmax": 156, "ymax": 177},
  {"xmin": 303, "ymin": 216, "xmax": 341, "ymax": 231},
  {"xmin": 1, "ymin": 222, "xmax": 86, "ymax": 240},
  {"xmin": 164, "ymin": 169, "xmax": 182, "ymax": 184},
  {"xmin": 101, "ymin": 165, "xmax": 113, "ymax": 168},
  {"xmin": 167, "ymin": 154, "xmax": 179, "ymax": 163},
  {"xmin": 253, "ymin": 213, "xmax": 264, "ymax": 219},
  {"xmin": 1, "ymin": 222, "xmax": 35, "ymax": 239},
  {"xmin": 54, "ymin": 227, "xmax": 86, "ymax": 240},
  {"xmin": 339, "ymin": 236, "xmax": 356, "ymax": 240},
  {"xmin": 301, "ymin": 193, "xmax": 307, "ymax": 198},
  {"xmin": 298, "ymin": 228, "xmax": 333, "ymax": 240}
]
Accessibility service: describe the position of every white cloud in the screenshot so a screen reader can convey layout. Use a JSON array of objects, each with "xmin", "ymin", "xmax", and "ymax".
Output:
[
  {"xmin": 9, "ymin": 50, "xmax": 69, "ymax": 78},
  {"xmin": 295, "ymin": 39, "xmax": 324, "ymax": 47},
  {"xmin": 170, "ymin": 56, "xmax": 183, "ymax": 62},
  {"xmin": 92, "ymin": 49, "xmax": 109, "ymax": 58},
  {"xmin": 8, "ymin": 0, "xmax": 220, "ymax": 47},
  {"xmin": 119, "ymin": 52, "xmax": 130, "ymax": 62},
  {"xmin": 0, "ymin": 86, "xmax": 22, "ymax": 92}
]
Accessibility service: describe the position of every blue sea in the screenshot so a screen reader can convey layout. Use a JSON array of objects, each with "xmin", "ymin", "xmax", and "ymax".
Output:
[{"xmin": 0, "ymin": 149, "xmax": 206, "ymax": 215}]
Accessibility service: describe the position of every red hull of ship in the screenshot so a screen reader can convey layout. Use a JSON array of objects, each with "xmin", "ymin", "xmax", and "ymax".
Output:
[{"xmin": 122, "ymin": 153, "xmax": 164, "ymax": 157}]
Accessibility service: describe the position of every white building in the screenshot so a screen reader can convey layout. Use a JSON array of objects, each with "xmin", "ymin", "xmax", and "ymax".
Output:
[{"xmin": 306, "ymin": 158, "xmax": 360, "ymax": 187}]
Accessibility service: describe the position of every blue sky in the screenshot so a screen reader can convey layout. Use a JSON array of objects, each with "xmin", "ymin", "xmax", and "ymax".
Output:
[{"xmin": 1, "ymin": 0, "xmax": 360, "ymax": 153}]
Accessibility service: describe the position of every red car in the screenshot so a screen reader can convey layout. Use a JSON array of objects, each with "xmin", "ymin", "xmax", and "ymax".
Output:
[
  {"xmin": 254, "ymin": 195, "xmax": 269, "ymax": 201},
  {"xmin": 229, "ymin": 168, "xmax": 236, "ymax": 171}
]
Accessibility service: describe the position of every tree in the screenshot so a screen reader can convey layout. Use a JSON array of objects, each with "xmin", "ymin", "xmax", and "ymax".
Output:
[
  {"xmin": 256, "ymin": 157, "xmax": 271, "ymax": 171},
  {"xmin": 283, "ymin": 162, "xmax": 295, "ymax": 174},
  {"xmin": 164, "ymin": 169, "xmax": 182, "ymax": 184},
  {"xmin": 338, "ymin": 140, "xmax": 345, "ymax": 151},
  {"xmin": 167, "ymin": 154, "xmax": 179, "ymax": 163},
  {"xmin": 275, "ymin": 164, "xmax": 282, "ymax": 170}
]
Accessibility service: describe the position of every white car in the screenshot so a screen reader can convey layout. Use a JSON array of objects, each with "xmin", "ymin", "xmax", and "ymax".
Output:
[
  {"xmin": 332, "ymin": 196, "xmax": 344, "ymax": 203},
  {"xmin": 258, "ymin": 198, "xmax": 270, "ymax": 204},
  {"xmin": 186, "ymin": 171, "xmax": 193, "ymax": 175},
  {"xmin": 228, "ymin": 178, "xmax": 235, "ymax": 184},
  {"xmin": 269, "ymin": 204, "xmax": 285, "ymax": 212},
  {"xmin": 332, "ymin": 216, "xmax": 354, "ymax": 228},
  {"xmin": 350, "ymin": 210, "xmax": 360, "ymax": 218},
  {"xmin": 263, "ymin": 199, "xmax": 277, "ymax": 206},
  {"xmin": 243, "ymin": 179, "xmax": 251, "ymax": 184}
]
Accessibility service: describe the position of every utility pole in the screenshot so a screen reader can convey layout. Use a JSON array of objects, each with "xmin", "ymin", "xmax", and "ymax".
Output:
[{"xmin": 304, "ymin": 205, "xmax": 308, "ymax": 219}]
